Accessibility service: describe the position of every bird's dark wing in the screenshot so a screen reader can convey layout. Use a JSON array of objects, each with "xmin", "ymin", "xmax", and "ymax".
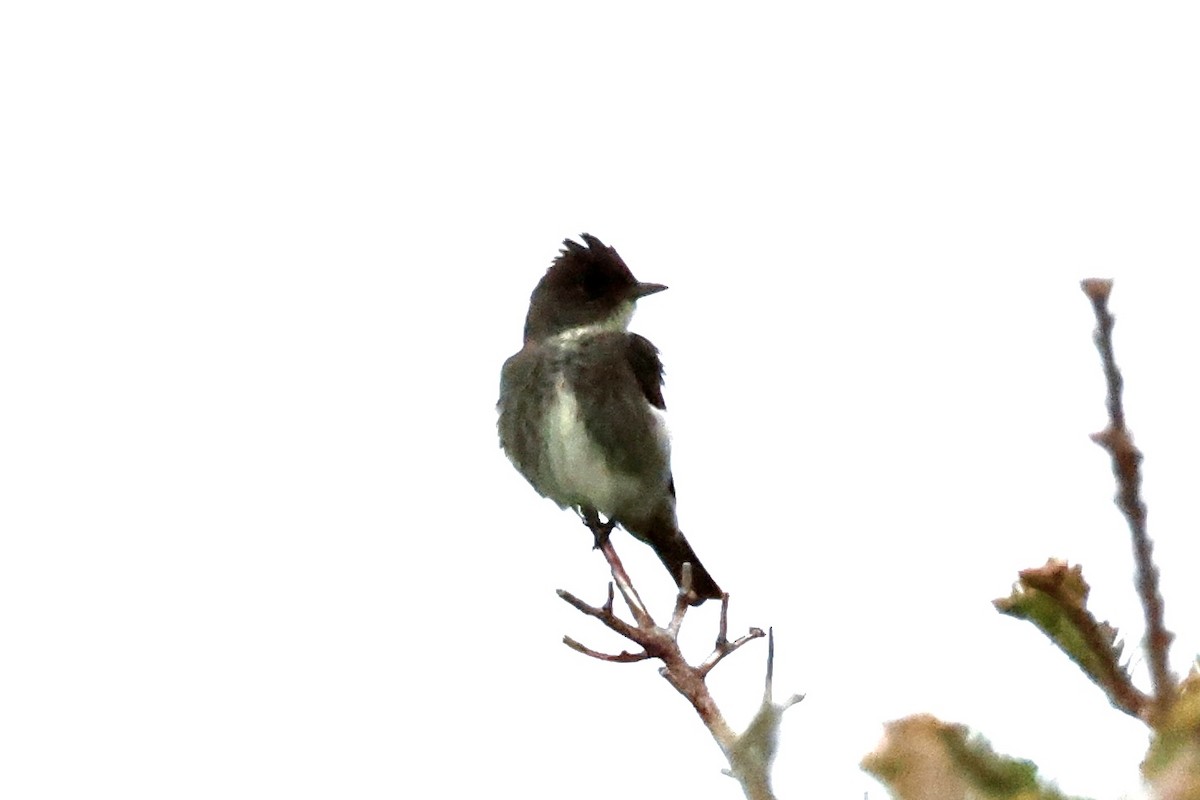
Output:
[
  {"xmin": 625, "ymin": 333, "xmax": 666, "ymax": 410},
  {"xmin": 562, "ymin": 332, "xmax": 668, "ymax": 480},
  {"xmin": 626, "ymin": 334, "xmax": 676, "ymax": 499}
]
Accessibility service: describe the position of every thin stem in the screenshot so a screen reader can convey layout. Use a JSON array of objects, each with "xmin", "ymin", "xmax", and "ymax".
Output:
[
  {"xmin": 558, "ymin": 535, "xmax": 780, "ymax": 799},
  {"xmin": 562, "ymin": 636, "xmax": 651, "ymax": 663},
  {"xmin": 1082, "ymin": 279, "xmax": 1176, "ymax": 718}
]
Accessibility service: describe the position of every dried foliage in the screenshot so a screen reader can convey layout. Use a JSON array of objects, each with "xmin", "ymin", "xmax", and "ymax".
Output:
[{"xmin": 868, "ymin": 281, "xmax": 1196, "ymax": 800}]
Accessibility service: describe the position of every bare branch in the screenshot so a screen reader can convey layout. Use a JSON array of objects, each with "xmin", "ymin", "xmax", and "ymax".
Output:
[
  {"xmin": 585, "ymin": 519, "xmax": 653, "ymax": 627},
  {"xmin": 700, "ymin": 594, "xmax": 766, "ymax": 677},
  {"xmin": 726, "ymin": 629, "xmax": 805, "ymax": 800},
  {"xmin": 555, "ymin": 588, "xmax": 641, "ymax": 641},
  {"xmin": 765, "ymin": 625, "xmax": 775, "ymax": 701},
  {"xmin": 558, "ymin": 536, "xmax": 789, "ymax": 800},
  {"xmin": 562, "ymin": 636, "xmax": 651, "ymax": 663},
  {"xmin": 700, "ymin": 627, "xmax": 766, "ymax": 677},
  {"xmin": 1082, "ymin": 279, "xmax": 1176, "ymax": 717},
  {"xmin": 667, "ymin": 563, "xmax": 694, "ymax": 637}
]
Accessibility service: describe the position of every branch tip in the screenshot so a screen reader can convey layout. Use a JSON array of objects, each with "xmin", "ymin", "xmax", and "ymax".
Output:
[{"xmin": 1081, "ymin": 278, "xmax": 1113, "ymax": 302}]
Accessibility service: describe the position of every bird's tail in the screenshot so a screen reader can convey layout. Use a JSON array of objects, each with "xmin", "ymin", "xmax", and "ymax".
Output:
[{"xmin": 631, "ymin": 512, "xmax": 723, "ymax": 605}]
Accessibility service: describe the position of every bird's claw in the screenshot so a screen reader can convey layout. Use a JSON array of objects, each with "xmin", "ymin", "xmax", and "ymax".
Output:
[{"xmin": 580, "ymin": 509, "xmax": 616, "ymax": 549}]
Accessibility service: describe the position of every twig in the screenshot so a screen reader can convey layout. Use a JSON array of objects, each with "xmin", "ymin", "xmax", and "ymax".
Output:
[
  {"xmin": 556, "ymin": 587, "xmax": 642, "ymax": 641},
  {"xmin": 562, "ymin": 635, "xmax": 651, "ymax": 663},
  {"xmin": 1081, "ymin": 278, "xmax": 1176, "ymax": 718},
  {"xmin": 585, "ymin": 516, "xmax": 653, "ymax": 627},
  {"xmin": 762, "ymin": 627, "xmax": 804, "ymax": 710},
  {"xmin": 558, "ymin": 535, "xmax": 786, "ymax": 800},
  {"xmin": 668, "ymin": 563, "xmax": 694, "ymax": 637},
  {"xmin": 726, "ymin": 629, "xmax": 805, "ymax": 800},
  {"xmin": 700, "ymin": 595, "xmax": 765, "ymax": 677},
  {"xmin": 765, "ymin": 625, "xmax": 775, "ymax": 701}
]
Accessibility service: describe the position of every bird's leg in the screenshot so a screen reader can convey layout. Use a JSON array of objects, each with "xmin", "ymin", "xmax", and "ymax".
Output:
[{"xmin": 580, "ymin": 507, "xmax": 616, "ymax": 549}]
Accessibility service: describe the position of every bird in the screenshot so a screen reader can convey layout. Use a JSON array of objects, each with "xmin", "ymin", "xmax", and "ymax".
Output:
[{"xmin": 497, "ymin": 233, "xmax": 722, "ymax": 604}]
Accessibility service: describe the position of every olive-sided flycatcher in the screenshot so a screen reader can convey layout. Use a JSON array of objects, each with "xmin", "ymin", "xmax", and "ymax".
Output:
[{"xmin": 497, "ymin": 234, "xmax": 722, "ymax": 604}]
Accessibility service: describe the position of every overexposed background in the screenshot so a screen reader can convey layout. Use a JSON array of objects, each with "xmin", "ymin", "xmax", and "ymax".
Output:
[{"xmin": 3, "ymin": 3, "xmax": 1199, "ymax": 798}]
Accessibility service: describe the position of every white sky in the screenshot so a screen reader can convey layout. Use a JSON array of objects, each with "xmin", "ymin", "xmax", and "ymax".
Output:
[{"xmin": 3, "ymin": 3, "xmax": 1199, "ymax": 799}]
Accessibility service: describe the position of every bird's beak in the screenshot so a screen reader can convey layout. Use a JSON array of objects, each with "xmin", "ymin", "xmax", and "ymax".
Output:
[{"xmin": 631, "ymin": 281, "xmax": 668, "ymax": 299}]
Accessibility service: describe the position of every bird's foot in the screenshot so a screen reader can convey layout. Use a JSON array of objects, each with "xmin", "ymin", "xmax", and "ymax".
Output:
[{"xmin": 580, "ymin": 509, "xmax": 616, "ymax": 549}]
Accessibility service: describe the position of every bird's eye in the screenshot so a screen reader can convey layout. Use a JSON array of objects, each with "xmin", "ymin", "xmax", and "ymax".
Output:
[{"xmin": 581, "ymin": 270, "xmax": 611, "ymax": 299}]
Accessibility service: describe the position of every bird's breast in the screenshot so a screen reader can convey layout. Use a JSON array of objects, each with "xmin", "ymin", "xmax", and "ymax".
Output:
[{"xmin": 543, "ymin": 374, "xmax": 662, "ymax": 520}]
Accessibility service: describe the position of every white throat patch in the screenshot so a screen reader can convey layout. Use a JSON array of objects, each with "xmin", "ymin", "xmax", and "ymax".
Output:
[{"xmin": 550, "ymin": 300, "xmax": 635, "ymax": 344}]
